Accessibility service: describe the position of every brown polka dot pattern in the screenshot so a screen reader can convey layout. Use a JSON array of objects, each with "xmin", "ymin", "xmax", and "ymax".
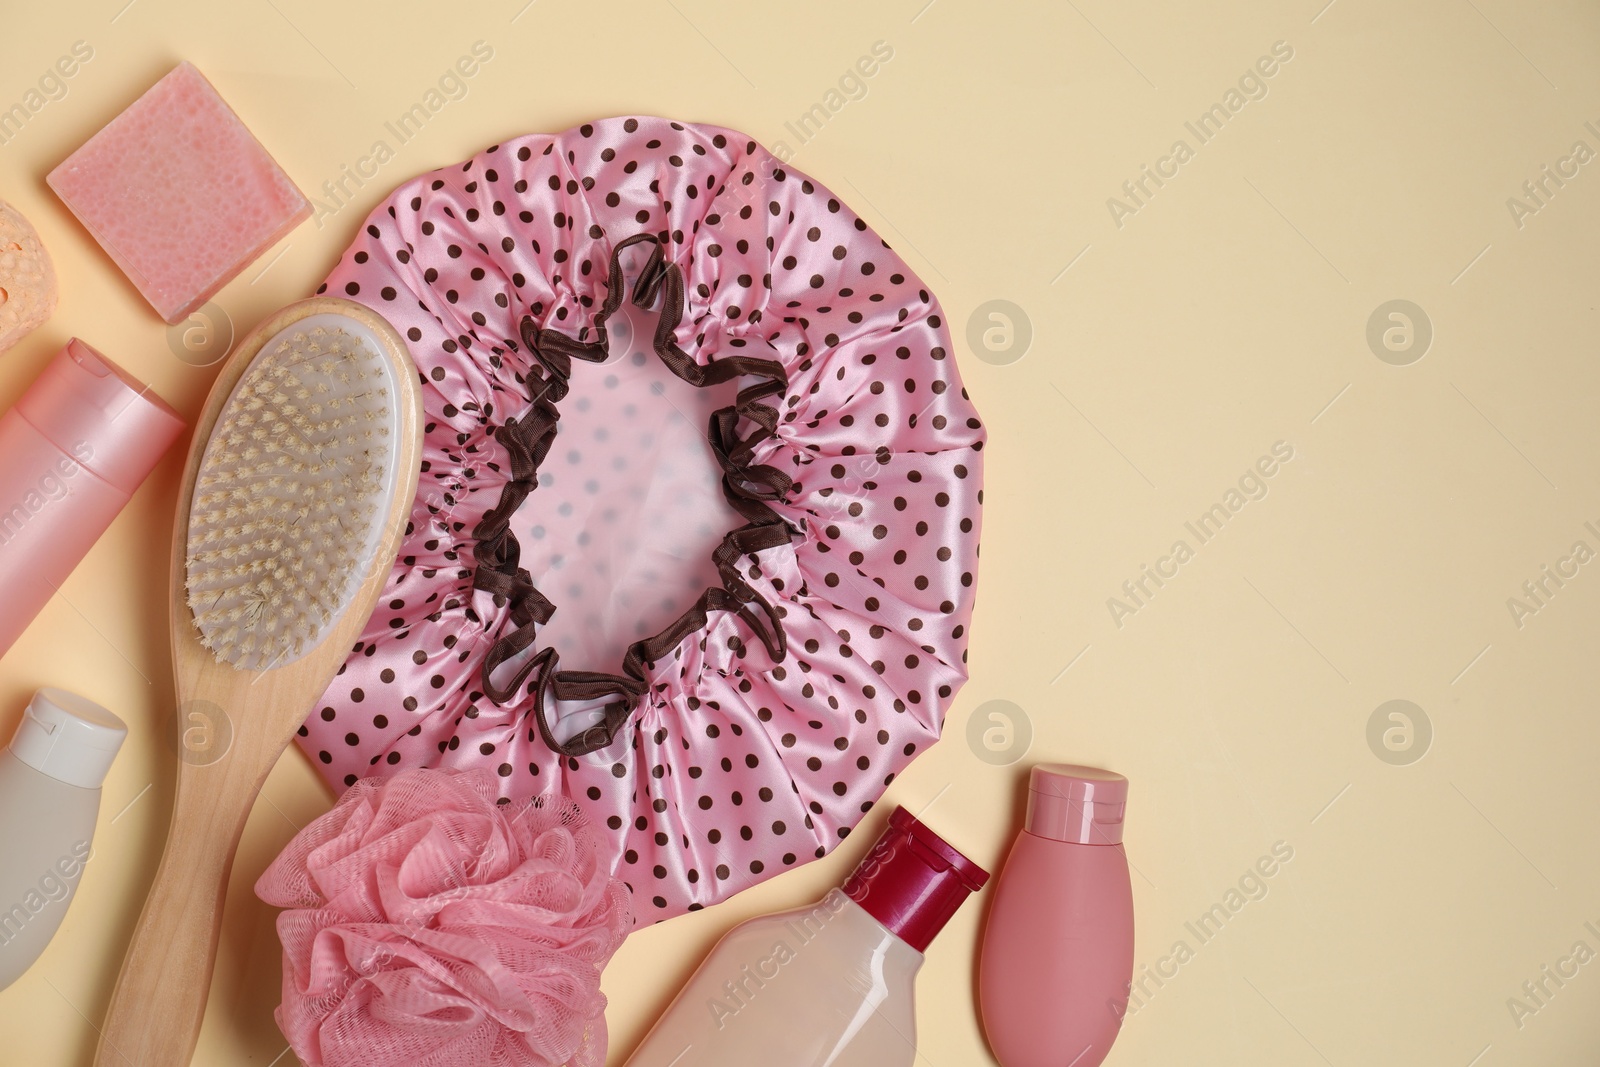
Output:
[{"xmin": 298, "ymin": 117, "xmax": 985, "ymax": 921}]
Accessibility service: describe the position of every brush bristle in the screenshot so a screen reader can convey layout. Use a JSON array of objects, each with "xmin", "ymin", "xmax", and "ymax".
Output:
[{"xmin": 186, "ymin": 322, "xmax": 393, "ymax": 670}]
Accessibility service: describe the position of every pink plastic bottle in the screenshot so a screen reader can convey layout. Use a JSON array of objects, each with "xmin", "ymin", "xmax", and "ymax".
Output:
[
  {"xmin": 979, "ymin": 764, "xmax": 1134, "ymax": 1067},
  {"xmin": 0, "ymin": 339, "xmax": 184, "ymax": 658},
  {"xmin": 623, "ymin": 806, "xmax": 989, "ymax": 1066}
]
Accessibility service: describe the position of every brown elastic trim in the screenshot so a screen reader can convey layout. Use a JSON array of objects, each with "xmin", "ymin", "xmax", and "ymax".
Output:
[
  {"xmin": 472, "ymin": 232, "xmax": 795, "ymax": 756},
  {"xmin": 629, "ymin": 237, "xmax": 669, "ymax": 308}
]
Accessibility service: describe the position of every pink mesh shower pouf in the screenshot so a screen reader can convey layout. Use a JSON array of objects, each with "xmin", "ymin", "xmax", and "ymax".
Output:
[{"xmin": 296, "ymin": 116, "xmax": 985, "ymax": 920}]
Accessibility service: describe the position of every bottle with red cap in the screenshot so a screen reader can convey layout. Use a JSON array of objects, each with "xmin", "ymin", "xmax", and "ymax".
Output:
[
  {"xmin": 623, "ymin": 806, "xmax": 989, "ymax": 1066},
  {"xmin": 979, "ymin": 763, "xmax": 1135, "ymax": 1067}
]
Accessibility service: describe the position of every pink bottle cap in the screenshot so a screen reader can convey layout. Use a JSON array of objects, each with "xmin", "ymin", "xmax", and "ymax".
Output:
[
  {"xmin": 841, "ymin": 806, "xmax": 989, "ymax": 953},
  {"xmin": 1026, "ymin": 763, "xmax": 1128, "ymax": 845},
  {"xmin": 16, "ymin": 339, "xmax": 185, "ymax": 495}
]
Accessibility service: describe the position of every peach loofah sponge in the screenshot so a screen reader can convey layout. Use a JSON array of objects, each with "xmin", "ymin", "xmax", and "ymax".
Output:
[{"xmin": 0, "ymin": 200, "xmax": 57, "ymax": 352}]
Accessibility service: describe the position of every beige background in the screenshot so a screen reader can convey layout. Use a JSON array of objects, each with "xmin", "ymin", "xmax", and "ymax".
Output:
[{"xmin": 2, "ymin": 0, "xmax": 1598, "ymax": 1063}]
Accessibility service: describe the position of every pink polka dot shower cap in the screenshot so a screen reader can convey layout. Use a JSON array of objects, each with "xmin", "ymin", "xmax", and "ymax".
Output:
[{"xmin": 296, "ymin": 116, "xmax": 985, "ymax": 919}]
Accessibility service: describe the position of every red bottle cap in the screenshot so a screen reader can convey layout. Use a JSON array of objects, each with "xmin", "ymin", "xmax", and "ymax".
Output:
[{"xmin": 841, "ymin": 806, "xmax": 989, "ymax": 953}]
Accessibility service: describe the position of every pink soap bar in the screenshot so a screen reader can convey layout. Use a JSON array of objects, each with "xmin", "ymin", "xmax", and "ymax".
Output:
[{"xmin": 47, "ymin": 62, "xmax": 310, "ymax": 324}]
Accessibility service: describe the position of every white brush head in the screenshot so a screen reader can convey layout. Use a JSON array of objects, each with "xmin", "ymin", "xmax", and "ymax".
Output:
[{"xmin": 185, "ymin": 313, "xmax": 403, "ymax": 670}]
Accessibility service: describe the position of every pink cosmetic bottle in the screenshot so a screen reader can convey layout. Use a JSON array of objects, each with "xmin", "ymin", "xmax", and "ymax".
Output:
[
  {"xmin": 979, "ymin": 764, "xmax": 1134, "ymax": 1067},
  {"xmin": 0, "ymin": 339, "xmax": 184, "ymax": 657}
]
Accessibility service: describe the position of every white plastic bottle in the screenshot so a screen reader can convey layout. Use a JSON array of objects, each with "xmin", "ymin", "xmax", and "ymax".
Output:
[
  {"xmin": 0, "ymin": 688, "xmax": 126, "ymax": 990},
  {"xmin": 623, "ymin": 806, "xmax": 989, "ymax": 1066}
]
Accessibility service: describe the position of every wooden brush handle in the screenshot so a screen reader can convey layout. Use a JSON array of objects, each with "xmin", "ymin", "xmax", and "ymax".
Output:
[
  {"xmin": 92, "ymin": 297, "xmax": 422, "ymax": 1067},
  {"xmin": 93, "ymin": 703, "xmax": 292, "ymax": 1067}
]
